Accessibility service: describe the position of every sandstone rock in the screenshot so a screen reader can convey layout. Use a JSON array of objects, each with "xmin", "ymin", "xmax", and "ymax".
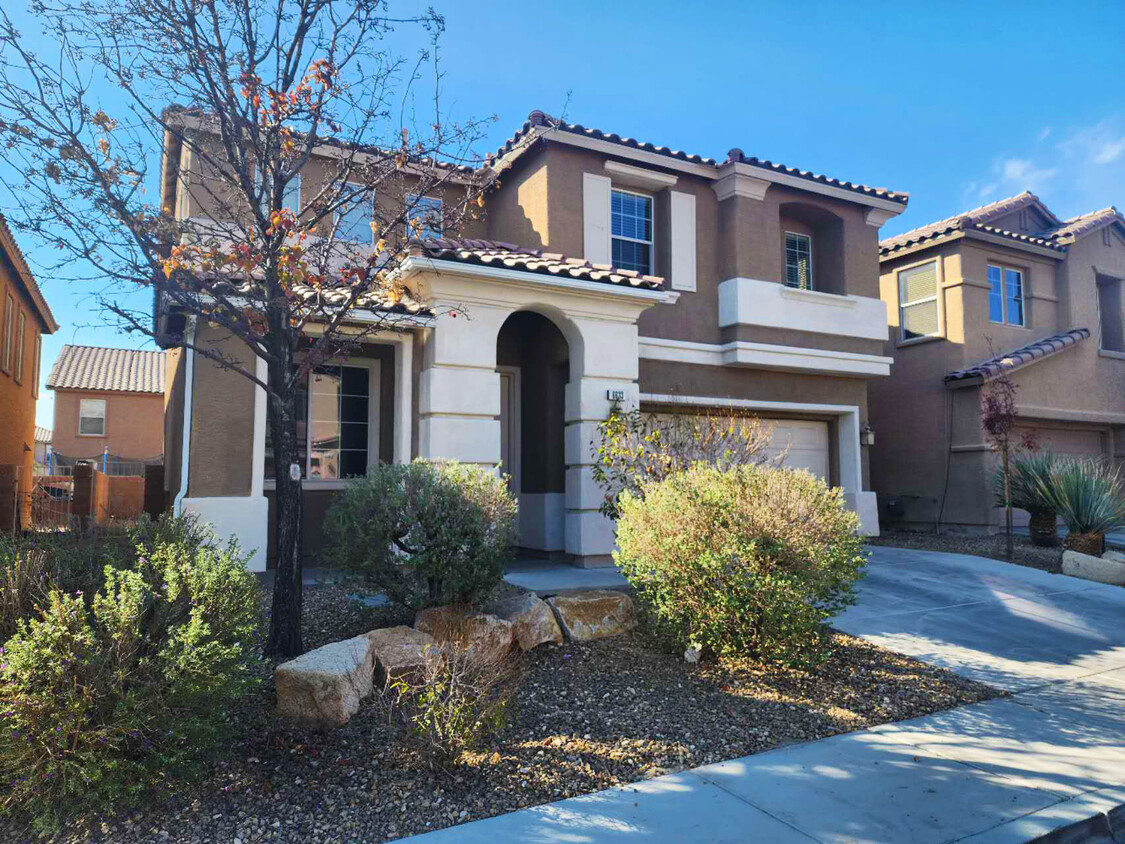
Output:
[
  {"xmin": 1063, "ymin": 550, "xmax": 1125, "ymax": 586},
  {"xmin": 367, "ymin": 625, "xmax": 436, "ymax": 686},
  {"xmin": 1103, "ymin": 549, "xmax": 1125, "ymax": 564},
  {"xmin": 483, "ymin": 592, "xmax": 563, "ymax": 651},
  {"xmin": 547, "ymin": 590, "xmax": 636, "ymax": 642},
  {"xmin": 274, "ymin": 635, "xmax": 374, "ymax": 728},
  {"xmin": 414, "ymin": 606, "xmax": 515, "ymax": 661}
]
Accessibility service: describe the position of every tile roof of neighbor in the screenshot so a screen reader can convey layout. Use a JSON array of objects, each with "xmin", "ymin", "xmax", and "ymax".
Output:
[
  {"xmin": 0, "ymin": 214, "xmax": 59, "ymax": 333},
  {"xmin": 416, "ymin": 237, "xmax": 665, "ymax": 289},
  {"xmin": 944, "ymin": 328, "xmax": 1090, "ymax": 384},
  {"xmin": 34, "ymin": 426, "xmax": 51, "ymax": 443},
  {"xmin": 880, "ymin": 191, "xmax": 1068, "ymax": 256},
  {"xmin": 1038, "ymin": 206, "xmax": 1125, "ymax": 244},
  {"xmin": 47, "ymin": 346, "xmax": 165, "ymax": 394},
  {"xmin": 490, "ymin": 111, "xmax": 908, "ymax": 206}
]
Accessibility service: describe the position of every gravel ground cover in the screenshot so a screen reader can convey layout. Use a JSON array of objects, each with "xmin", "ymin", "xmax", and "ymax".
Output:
[
  {"xmin": 4, "ymin": 584, "xmax": 999, "ymax": 844},
  {"xmin": 868, "ymin": 529, "xmax": 1068, "ymax": 573}
]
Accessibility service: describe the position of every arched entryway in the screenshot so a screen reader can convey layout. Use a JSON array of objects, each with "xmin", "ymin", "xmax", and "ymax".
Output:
[{"xmin": 496, "ymin": 311, "xmax": 570, "ymax": 556}]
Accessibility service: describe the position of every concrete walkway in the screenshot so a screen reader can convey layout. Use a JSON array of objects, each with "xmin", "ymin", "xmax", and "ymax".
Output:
[
  {"xmin": 503, "ymin": 558, "xmax": 629, "ymax": 595},
  {"xmin": 406, "ymin": 547, "xmax": 1125, "ymax": 843}
]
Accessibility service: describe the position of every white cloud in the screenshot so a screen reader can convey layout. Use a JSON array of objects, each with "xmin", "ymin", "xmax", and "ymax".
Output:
[
  {"xmin": 999, "ymin": 157, "xmax": 1057, "ymax": 192},
  {"xmin": 1037, "ymin": 126, "xmax": 1052, "ymax": 142},
  {"xmin": 1094, "ymin": 137, "xmax": 1125, "ymax": 165}
]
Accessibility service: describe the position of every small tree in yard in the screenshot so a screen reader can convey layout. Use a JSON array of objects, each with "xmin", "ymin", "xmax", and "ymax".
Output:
[
  {"xmin": 0, "ymin": 0, "xmax": 492, "ymax": 656},
  {"xmin": 980, "ymin": 362, "xmax": 1036, "ymax": 562}
]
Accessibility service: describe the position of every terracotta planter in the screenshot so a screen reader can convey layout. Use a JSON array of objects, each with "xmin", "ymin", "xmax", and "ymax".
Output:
[
  {"xmin": 1027, "ymin": 511, "xmax": 1059, "ymax": 547},
  {"xmin": 1065, "ymin": 531, "xmax": 1105, "ymax": 556}
]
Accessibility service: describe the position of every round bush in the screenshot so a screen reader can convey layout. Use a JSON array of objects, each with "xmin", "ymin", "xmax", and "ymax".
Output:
[
  {"xmin": 325, "ymin": 460, "xmax": 517, "ymax": 609},
  {"xmin": 614, "ymin": 464, "xmax": 866, "ymax": 667},
  {"xmin": 0, "ymin": 518, "xmax": 261, "ymax": 827}
]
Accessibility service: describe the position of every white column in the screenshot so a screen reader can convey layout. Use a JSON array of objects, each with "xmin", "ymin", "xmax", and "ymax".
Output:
[
  {"xmin": 417, "ymin": 303, "xmax": 510, "ymax": 467},
  {"xmin": 564, "ymin": 316, "xmax": 641, "ymax": 562},
  {"xmin": 392, "ymin": 335, "xmax": 413, "ymax": 464}
]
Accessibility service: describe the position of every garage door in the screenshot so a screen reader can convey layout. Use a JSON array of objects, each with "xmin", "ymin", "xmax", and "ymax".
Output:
[
  {"xmin": 1014, "ymin": 425, "xmax": 1104, "ymax": 459},
  {"xmin": 763, "ymin": 419, "xmax": 830, "ymax": 480},
  {"xmin": 647, "ymin": 412, "xmax": 830, "ymax": 481}
]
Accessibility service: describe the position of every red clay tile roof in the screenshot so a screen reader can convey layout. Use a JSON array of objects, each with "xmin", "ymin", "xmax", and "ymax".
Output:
[
  {"xmin": 1037, "ymin": 207, "xmax": 1125, "ymax": 244},
  {"xmin": 490, "ymin": 111, "xmax": 907, "ymax": 206},
  {"xmin": 0, "ymin": 214, "xmax": 59, "ymax": 333},
  {"xmin": 47, "ymin": 345, "xmax": 165, "ymax": 393},
  {"xmin": 944, "ymin": 329, "xmax": 1090, "ymax": 384},
  {"xmin": 415, "ymin": 237, "xmax": 666, "ymax": 290},
  {"xmin": 880, "ymin": 192, "xmax": 1066, "ymax": 256}
]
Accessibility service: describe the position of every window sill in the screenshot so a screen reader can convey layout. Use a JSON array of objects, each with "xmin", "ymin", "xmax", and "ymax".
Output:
[
  {"xmin": 77, "ymin": 433, "xmax": 107, "ymax": 438},
  {"xmin": 1099, "ymin": 348, "xmax": 1125, "ymax": 361},
  {"xmin": 779, "ymin": 285, "xmax": 857, "ymax": 308},
  {"xmin": 896, "ymin": 333, "xmax": 945, "ymax": 349}
]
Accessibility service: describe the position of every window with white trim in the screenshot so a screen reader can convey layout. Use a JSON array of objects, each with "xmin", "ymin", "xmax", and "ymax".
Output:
[
  {"xmin": 256, "ymin": 169, "xmax": 301, "ymax": 215},
  {"xmin": 785, "ymin": 232, "xmax": 813, "ymax": 290},
  {"xmin": 14, "ymin": 311, "xmax": 25, "ymax": 383},
  {"xmin": 2, "ymin": 292, "xmax": 12, "ymax": 373},
  {"xmin": 988, "ymin": 264, "xmax": 1025, "ymax": 326},
  {"xmin": 265, "ymin": 362, "xmax": 379, "ymax": 481},
  {"xmin": 611, "ymin": 189, "xmax": 653, "ymax": 274},
  {"xmin": 79, "ymin": 398, "xmax": 106, "ymax": 436},
  {"xmin": 898, "ymin": 260, "xmax": 940, "ymax": 341},
  {"xmin": 32, "ymin": 334, "xmax": 40, "ymax": 398},
  {"xmin": 1098, "ymin": 276, "xmax": 1124, "ymax": 353},
  {"xmin": 406, "ymin": 195, "xmax": 442, "ymax": 239},
  {"xmin": 335, "ymin": 184, "xmax": 374, "ymax": 242}
]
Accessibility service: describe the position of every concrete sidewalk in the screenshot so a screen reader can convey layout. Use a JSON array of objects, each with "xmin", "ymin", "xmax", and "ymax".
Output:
[{"xmin": 405, "ymin": 547, "xmax": 1125, "ymax": 843}]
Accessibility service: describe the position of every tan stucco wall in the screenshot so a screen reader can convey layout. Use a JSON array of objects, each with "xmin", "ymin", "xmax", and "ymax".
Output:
[
  {"xmin": 52, "ymin": 389, "xmax": 164, "ymax": 459},
  {"xmin": 163, "ymin": 348, "xmax": 185, "ymax": 497}
]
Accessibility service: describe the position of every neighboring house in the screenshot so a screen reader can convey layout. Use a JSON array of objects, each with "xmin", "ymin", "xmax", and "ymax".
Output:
[
  {"xmin": 46, "ymin": 345, "xmax": 166, "ymax": 461},
  {"xmin": 871, "ymin": 192, "xmax": 1125, "ymax": 532},
  {"xmin": 0, "ymin": 215, "xmax": 58, "ymax": 529},
  {"xmin": 33, "ymin": 426, "xmax": 52, "ymax": 467},
  {"xmin": 160, "ymin": 109, "xmax": 908, "ymax": 570}
]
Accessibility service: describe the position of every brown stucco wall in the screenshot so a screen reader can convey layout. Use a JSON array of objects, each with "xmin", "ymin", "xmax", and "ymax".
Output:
[{"xmin": 51, "ymin": 390, "xmax": 164, "ymax": 459}]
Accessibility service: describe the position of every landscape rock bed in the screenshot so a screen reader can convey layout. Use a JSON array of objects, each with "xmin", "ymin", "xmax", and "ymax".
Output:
[
  {"xmin": 869, "ymin": 529, "xmax": 1070, "ymax": 573},
  {"xmin": 5, "ymin": 584, "xmax": 998, "ymax": 844}
]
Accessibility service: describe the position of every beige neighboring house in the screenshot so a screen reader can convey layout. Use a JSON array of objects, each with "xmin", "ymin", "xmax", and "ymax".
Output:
[
  {"xmin": 159, "ymin": 109, "xmax": 910, "ymax": 571},
  {"xmin": 871, "ymin": 192, "xmax": 1125, "ymax": 533},
  {"xmin": 47, "ymin": 345, "xmax": 166, "ymax": 461}
]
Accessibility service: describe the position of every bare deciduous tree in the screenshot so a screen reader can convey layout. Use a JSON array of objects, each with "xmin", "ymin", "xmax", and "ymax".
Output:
[{"xmin": 0, "ymin": 0, "xmax": 493, "ymax": 656}]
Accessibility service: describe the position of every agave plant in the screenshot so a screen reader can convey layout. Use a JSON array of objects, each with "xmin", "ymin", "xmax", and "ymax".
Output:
[
  {"xmin": 1035, "ymin": 458, "xmax": 1125, "ymax": 555},
  {"xmin": 993, "ymin": 452, "xmax": 1060, "ymax": 547}
]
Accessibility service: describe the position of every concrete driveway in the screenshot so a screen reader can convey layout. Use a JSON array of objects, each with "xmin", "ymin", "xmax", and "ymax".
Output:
[{"xmin": 406, "ymin": 547, "xmax": 1125, "ymax": 843}]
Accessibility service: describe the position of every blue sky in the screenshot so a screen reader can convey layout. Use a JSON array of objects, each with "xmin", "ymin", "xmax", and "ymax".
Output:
[{"xmin": 4, "ymin": 0, "xmax": 1125, "ymax": 429}]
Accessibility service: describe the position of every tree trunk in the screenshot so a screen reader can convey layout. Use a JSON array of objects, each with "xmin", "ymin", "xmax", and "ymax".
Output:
[
  {"xmin": 1002, "ymin": 448, "xmax": 1013, "ymax": 562},
  {"xmin": 265, "ymin": 369, "xmax": 304, "ymax": 658}
]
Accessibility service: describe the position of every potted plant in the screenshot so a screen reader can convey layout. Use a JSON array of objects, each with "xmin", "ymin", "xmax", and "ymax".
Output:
[
  {"xmin": 994, "ymin": 452, "xmax": 1060, "ymax": 547},
  {"xmin": 1037, "ymin": 458, "xmax": 1125, "ymax": 556}
]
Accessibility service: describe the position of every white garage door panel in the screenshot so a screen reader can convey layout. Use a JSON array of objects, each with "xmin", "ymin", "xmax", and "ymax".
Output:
[
  {"xmin": 1014, "ymin": 426, "xmax": 1104, "ymax": 458},
  {"xmin": 764, "ymin": 419, "xmax": 830, "ymax": 480}
]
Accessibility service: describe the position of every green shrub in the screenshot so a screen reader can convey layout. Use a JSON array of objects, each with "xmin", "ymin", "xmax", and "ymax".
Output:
[
  {"xmin": 325, "ymin": 460, "xmax": 517, "ymax": 610},
  {"xmin": 614, "ymin": 464, "xmax": 866, "ymax": 668},
  {"xmin": 1036, "ymin": 458, "xmax": 1125, "ymax": 538},
  {"xmin": 0, "ymin": 517, "xmax": 261, "ymax": 828}
]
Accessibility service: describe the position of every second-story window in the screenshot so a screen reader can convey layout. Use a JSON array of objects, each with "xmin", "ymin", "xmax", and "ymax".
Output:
[
  {"xmin": 1098, "ymin": 276, "xmax": 1124, "ymax": 353},
  {"xmin": 14, "ymin": 311, "xmax": 25, "ymax": 383},
  {"xmin": 407, "ymin": 195, "xmax": 443, "ymax": 239},
  {"xmin": 898, "ymin": 260, "xmax": 940, "ymax": 341},
  {"xmin": 988, "ymin": 264, "xmax": 1025, "ymax": 326},
  {"xmin": 611, "ymin": 189, "xmax": 652, "ymax": 274},
  {"xmin": 785, "ymin": 232, "xmax": 813, "ymax": 290},
  {"xmin": 2, "ymin": 292, "xmax": 12, "ymax": 373},
  {"xmin": 79, "ymin": 398, "xmax": 106, "ymax": 436},
  {"xmin": 336, "ymin": 184, "xmax": 374, "ymax": 242}
]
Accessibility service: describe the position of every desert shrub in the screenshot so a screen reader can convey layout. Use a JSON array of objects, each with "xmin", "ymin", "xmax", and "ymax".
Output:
[
  {"xmin": 0, "ymin": 518, "xmax": 261, "ymax": 828},
  {"xmin": 614, "ymin": 463, "xmax": 866, "ymax": 668},
  {"xmin": 325, "ymin": 460, "xmax": 517, "ymax": 610},
  {"xmin": 1036, "ymin": 458, "xmax": 1125, "ymax": 549},
  {"xmin": 592, "ymin": 406, "xmax": 775, "ymax": 518},
  {"xmin": 386, "ymin": 624, "xmax": 518, "ymax": 770},
  {"xmin": 994, "ymin": 452, "xmax": 1059, "ymax": 516}
]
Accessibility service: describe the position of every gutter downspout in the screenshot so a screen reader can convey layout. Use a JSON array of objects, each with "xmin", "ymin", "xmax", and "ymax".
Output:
[{"xmin": 172, "ymin": 317, "xmax": 197, "ymax": 516}]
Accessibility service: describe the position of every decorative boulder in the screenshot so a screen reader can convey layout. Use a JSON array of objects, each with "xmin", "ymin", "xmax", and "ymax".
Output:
[
  {"xmin": 414, "ymin": 606, "xmax": 515, "ymax": 661},
  {"xmin": 484, "ymin": 592, "xmax": 564, "ymax": 651},
  {"xmin": 547, "ymin": 590, "xmax": 636, "ymax": 642},
  {"xmin": 275, "ymin": 634, "xmax": 374, "ymax": 728},
  {"xmin": 367, "ymin": 625, "xmax": 436, "ymax": 686},
  {"xmin": 1063, "ymin": 550, "xmax": 1125, "ymax": 586},
  {"xmin": 1103, "ymin": 549, "xmax": 1125, "ymax": 565}
]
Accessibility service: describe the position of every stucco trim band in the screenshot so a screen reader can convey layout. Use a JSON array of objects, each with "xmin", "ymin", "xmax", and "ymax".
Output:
[
  {"xmin": 718, "ymin": 277, "xmax": 889, "ymax": 341},
  {"xmin": 638, "ymin": 336, "xmax": 892, "ymax": 377}
]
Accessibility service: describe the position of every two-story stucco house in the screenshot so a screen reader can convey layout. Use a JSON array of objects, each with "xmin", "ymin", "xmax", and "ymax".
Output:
[
  {"xmin": 0, "ymin": 215, "xmax": 58, "ymax": 530},
  {"xmin": 160, "ymin": 110, "xmax": 908, "ymax": 570},
  {"xmin": 870, "ymin": 191, "xmax": 1125, "ymax": 533}
]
